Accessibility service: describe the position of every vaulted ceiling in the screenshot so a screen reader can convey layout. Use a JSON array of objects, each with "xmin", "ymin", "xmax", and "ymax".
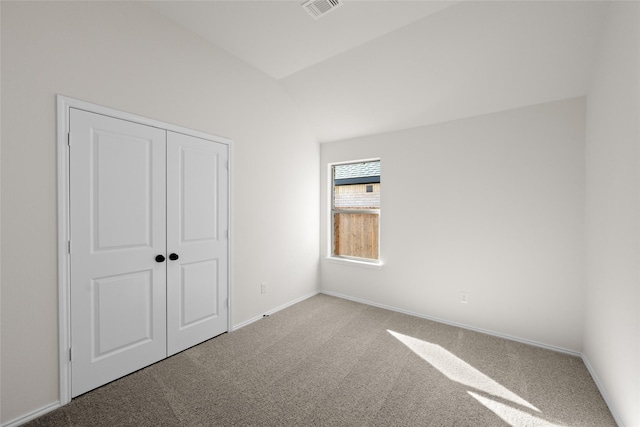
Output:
[{"xmin": 147, "ymin": 1, "xmax": 608, "ymax": 142}]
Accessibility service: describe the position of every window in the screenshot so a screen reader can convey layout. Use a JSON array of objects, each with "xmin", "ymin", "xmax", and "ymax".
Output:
[{"xmin": 331, "ymin": 160, "xmax": 380, "ymax": 262}]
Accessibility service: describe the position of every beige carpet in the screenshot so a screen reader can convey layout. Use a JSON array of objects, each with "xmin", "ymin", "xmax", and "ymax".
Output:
[{"xmin": 27, "ymin": 294, "xmax": 616, "ymax": 426}]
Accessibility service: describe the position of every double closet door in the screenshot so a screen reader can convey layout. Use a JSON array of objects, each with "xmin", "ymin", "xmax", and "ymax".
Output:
[{"xmin": 69, "ymin": 108, "xmax": 228, "ymax": 397}]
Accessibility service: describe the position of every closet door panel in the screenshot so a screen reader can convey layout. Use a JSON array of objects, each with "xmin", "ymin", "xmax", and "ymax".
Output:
[
  {"xmin": 166, "ymin": 131, "xmax": 229, "ymax": 356},
  {"xmin": 69, "ymin": 108, "xmax": 167, "ymax": 397}
]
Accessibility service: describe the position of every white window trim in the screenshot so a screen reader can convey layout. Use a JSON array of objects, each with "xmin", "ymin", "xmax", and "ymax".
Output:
[
  {"xmin": 325, "ymin": 256, "xmax": 383, "ymax": 269},
  {"xmin": 327, "ymin": 158, "xmax": 381, "ymax": 268}
]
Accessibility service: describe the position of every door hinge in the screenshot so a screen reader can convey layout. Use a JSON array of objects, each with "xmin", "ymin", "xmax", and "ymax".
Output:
[
  {"xmin": 226, "ymin": 161, "xmax": 229, "ymax": 170},
  {"xmin": 69, "ymin": 347, "xmax": 72, "ymax": 362},
  {"xmin": 68, "ymin": 240, "xmax": 71, "ymax": 254},
  {"xmin": 67, "ymin": 133, "xmax": 71, "ymax": 147}
]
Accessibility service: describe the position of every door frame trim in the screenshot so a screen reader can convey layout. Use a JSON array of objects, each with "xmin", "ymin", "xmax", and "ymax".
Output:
[{"xmin": 56, "ymin": 95, "xmax": 233, "ymax": 405}]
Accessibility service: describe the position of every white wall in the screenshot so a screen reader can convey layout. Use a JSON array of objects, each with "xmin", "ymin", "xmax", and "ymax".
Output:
[
  {"xmin": 321, "ymin": 98, "xmax": 586, "ymax": 352},
  {"xmin": 0, "ymin": 1, "xmax": 319, "ymax": 424},
  {"xmin": 584, "ymin": 2, "xmax": 640, "ymax": 426}
]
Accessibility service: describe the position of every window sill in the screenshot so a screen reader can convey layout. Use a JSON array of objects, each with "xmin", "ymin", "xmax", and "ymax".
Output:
[{"xmin": 324, "ymin": 257, "xmax": 383, "ymax": 270}]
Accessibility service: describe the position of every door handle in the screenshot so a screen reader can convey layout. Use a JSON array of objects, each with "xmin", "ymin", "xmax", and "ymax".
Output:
[
  {"xmin": 155, "ymin": 255, "xmax": 166, "ymax": 263},
  {"xmin": 169, "ymin": 253, "xmax": 179, "ymax": 261}
]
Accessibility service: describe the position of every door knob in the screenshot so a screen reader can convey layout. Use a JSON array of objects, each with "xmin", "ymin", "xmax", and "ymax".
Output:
[
  {"xmin": 169, "ymin": 253, "xmax": 179, "ymax": 261},
  {"xmin": 155, "ymin": 255, "xmax": 166, "ymax": 263}
]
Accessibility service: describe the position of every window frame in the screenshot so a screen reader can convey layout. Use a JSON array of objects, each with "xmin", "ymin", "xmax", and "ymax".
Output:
[{"xmin": 328, "ymin": 159, "xmax": 382, "ymax": 267}]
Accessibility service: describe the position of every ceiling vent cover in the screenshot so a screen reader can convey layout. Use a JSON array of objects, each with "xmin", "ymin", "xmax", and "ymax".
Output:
[{"xmin": 301, "ymin": 0, "xmax": 343, "ymax": 19}]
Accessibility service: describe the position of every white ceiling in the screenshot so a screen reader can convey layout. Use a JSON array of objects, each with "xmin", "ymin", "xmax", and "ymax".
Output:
[
  {"xmin": 146, "ymin": 1, "xmax": 458, "ymax": 79},
  {"xmin": 146, "ymin": 1, "xmax": 609, "ymax": 142}
]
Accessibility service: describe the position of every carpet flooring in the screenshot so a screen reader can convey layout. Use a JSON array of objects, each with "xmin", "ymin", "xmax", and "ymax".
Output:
[{"xmin": 26, "ymin": 294, "xmax": 616, "ymax": 426}]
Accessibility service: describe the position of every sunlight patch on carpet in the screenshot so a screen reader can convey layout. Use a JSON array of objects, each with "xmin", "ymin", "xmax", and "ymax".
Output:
[
  {"xmin": 387, "ymin": 330, "xmax": 540, "ymax": 413},
  {"xmin": 468, "ymin": 391, "xmax": 566, "ymax": 427}
]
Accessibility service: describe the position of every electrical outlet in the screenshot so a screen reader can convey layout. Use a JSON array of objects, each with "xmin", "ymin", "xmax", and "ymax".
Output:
[
  {"xmin": 460, "ymin": 292, "xmax": 469, "ymax": 304},
  {"xmin": 261, "ymin": 282, "xmax": 267, "ymax": 294}
]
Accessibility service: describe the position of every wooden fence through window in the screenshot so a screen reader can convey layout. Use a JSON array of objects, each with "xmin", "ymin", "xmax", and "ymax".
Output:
[{"xmin": 333, "ymin": 212, "xmax": 379, "ymax": 260}]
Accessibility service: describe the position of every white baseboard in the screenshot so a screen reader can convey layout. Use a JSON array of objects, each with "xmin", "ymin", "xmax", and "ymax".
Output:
[
  {"xmin": 232, "ymin": 290, "xmax": 320, "ymax": 331},
  {"xmin": 320, "ymin": 290, "xmax": 581, "ymax": 356},
  {"xmin": 2, "ymin": 401, "xmax": 61, "ymax": 427},
  {"xmin": 582, "ymin": 354, "xmax": 625, "ymax": 427}
]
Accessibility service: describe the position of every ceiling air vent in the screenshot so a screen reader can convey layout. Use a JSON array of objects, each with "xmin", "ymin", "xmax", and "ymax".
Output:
[{"xmin": 301, "ymin": 0, "xmax": 343, "ymax": 20}]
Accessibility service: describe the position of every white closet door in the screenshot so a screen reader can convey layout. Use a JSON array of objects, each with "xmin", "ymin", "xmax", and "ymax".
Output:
[
  {"xmin": 166, "ymin": 131, "xmax": 228, "ymax": 356},
  {"xmin": 69, "ymin": 109, "xmax": 167, "ymax": 397}
]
